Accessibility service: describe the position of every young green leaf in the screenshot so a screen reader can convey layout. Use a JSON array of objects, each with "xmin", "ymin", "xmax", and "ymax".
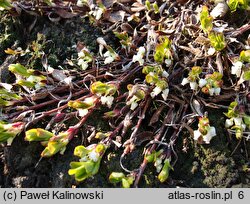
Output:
[
  {"xmin": 208, "ymin": 31, "xmax": 226, "ymax": 51},
  {"xmin": 200, "ymin": 6, "xmax": 213, "ymax": 33}
]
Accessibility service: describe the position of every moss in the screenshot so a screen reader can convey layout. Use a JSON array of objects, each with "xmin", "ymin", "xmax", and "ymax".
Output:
[
  {"xmin": 198, "ymin": 149, "xmax": 239, "ymax": 187},
  {"xmin": 0, "ymin": 14, "xmax": 22, "ymax": 64}
]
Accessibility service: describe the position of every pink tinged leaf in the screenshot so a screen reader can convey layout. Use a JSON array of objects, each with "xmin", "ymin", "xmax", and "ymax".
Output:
[
  {"xmin": 149, "ymin": 105, "xmax": 165, "ymax": 126},
  {"xmin": 133, "ymin": 131, "xmax": 154, "ymax": 146}
]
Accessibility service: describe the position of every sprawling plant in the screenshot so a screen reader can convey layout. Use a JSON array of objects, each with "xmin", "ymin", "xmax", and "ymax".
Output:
[{"xmin": 0, "ymin": 0, "xmax": 249, "ymax": 187}]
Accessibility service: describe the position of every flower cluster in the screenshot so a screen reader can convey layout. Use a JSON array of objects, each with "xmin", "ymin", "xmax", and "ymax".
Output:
[
  {"xmin": 181, "ymin": 66, "xmax": 202, "ymax": 90},
  {"xmin": 231, "ymin": 50, "xmax": 250, "ymax": 80},
  {"xmin": 90, "ymin": 81, "xmax": 118, "ymax": 108},
  {"xmin": 143, "ymin": 65, "xmax": 169, "ymax": 100},
  {"xmin": 126, "ymin": 84, "xmax": 146, "ymax": 110},
  {"xmin": 193, "ymin": 116, "xmax": 216, "ymax": 144},
  {"xmin": 154, "ymin": 36, "xmax": 172, "ymax": 66},
  {"xmin": 77, "ymin": 48, "xmax": 93, "ymax": 70},
  {"xmin": 224, "ymin": 101, "xmax": 250, "ymax": 139},
  {"xmin": 0, "ymin": 121, "xmax": 25, "ymax": 145},
  {"xmin": 182, "ymin": 66, "xmax": 223, "ymax": 95},
  {"xmin": 97, "ymin": 37, "xmax": 119, "ymax": 64},
  {"xmin": 25, "ymin": 127, "xmax": 78, "ymax": 157},
  {"xmin": 145, "ymin": 149, "xmax": 173, "ymax": 183},
  {"xmin": 109, "ymin": 172, "xmax": 135, "ymax": 188},
  {"xmin": 68, "ymin": 143, "xmax": 107, "ymax": 182},
  {"xmin": 68, "ymin": 96, "xmax": 97, "ymax": 117},
  {"xmin": 132, "ymin": 46, "xmax": 146, "ymax": 65},
  {"xmin": 89, "ymin": 3, "xmax": 106, "ymax": 21},
  {"xmin": 199, "ymin": 72, "xmax": 223, "ymax": 96}
]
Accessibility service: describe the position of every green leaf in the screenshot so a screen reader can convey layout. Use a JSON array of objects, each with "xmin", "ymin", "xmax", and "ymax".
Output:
[
  {"xmin": 0, "ymin": 88, "xmax": 22, "ymax": 100},
  {"xmin": 243, "ymin": 70, "xmax": 250, "ymax": 80},
  {"xmin": 109, "ymin": 172, "xmax": 125, "ymax": 183},
  {"xmin": 208, "ymin": 32, "xmax": 226, "ymax": 51},
  {"xmin": 121, "ymin": 178, "xmax": 131, "ymax": 188},
  {"xmin": 90, "ymin": 81, "xmax": 117, "ymax": 96},
  {"xmin": 243, "ymin": 115, "xmax": 250, "ymax": 126},
  {"xmin": 145, "ymin": 72, "xmax": 159, "ymax": 84},
  {"xmin": 17, "ymin": 80, "xmax": 35, "ymax": 88},
  {"xmin": 25, "ymin": 128, "xmax": 54, "ymax": 141},
  {"xmin": 68, "ymin": 160, "xmax": 100, "ymax": 182},
  {"xmin": 228, "ymin": 0, "xmax": 239, "ymax": 11},
  {"xmin": 0, "ymin": 122, "xmax": 24, "ymax": 144},
  {"xmin": 239, "ymin": 50, "xmax": 250, "ymax": 63},
  {"xmin": 200, "ymin": 6, "xmax": 213, "ymax": 33},
  {"xmin": 142, "ymin": 66, "xmax": 162, "ymax": 75},
  {"xmin": 154, "ymin": 37, "xmax": 171, "ymax": 64},
  {"xmin": 0, "ymin": 132, "xmax": 16, "ymax": 143},
  {"xmin": 8, "ymin": 63, "xmax": 31, "ymax": 77},
  {"xmin": 74, "ymin": 145, "xmax": 90, "ymax": 158},
  {"xmin": 228, "ymin": 0, "xmax": 248, "ymax": 12},
  {"xmin": 158, "ymin": 159, "xmax": 173, "ymax": 183},
  {"xmin": 68, "ymin": 162, "xmax": 89, "ymax": 181},
  {"xmin": 0, "ymin": 0, "xmax": 12, "ymax": 11},
  {"xmin": 68, "ymin": 99, "xmax": 94, "ymax": 110},
  {"xmin": 224, "ymin": 101, "xmax": 238, "ymax": 118}
]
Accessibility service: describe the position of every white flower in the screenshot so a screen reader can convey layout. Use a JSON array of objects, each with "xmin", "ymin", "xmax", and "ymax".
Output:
[
  {"xmin": 26, "ymin": 75, "xmax": 36, "ymax": 83},
  {"xmin": 181, "ymin": 78, "xmax": 189, "ymax": 86},
  {"xmin": 214, "ymin": 87, "xmax": 221, "ymax": 95},
  {"xmin": 225, "ymin": 119, "xmax": 233, "ymax": 128},
  {"xmin": 101, "ymin": 96, "xmax": 114, "ymax": 108},
  {"xmin": 132, "ymin": 46, "xmax": 145, "ymax": 65},
  {"xmin": 104, "ymin": 56, "xmax": 114, "ymax": 64},
  {"xmin": 156, "ymin": 164, "xmax": 163, "ymax": 173},
  {"xmin": 138, "ymin": 47, "xmax": 145, "ymax": 55},
  {"xmin": 85, "ymin": 97, "xmax": 95, "ymax": 104},
  {"xmin": 207, "ymin": 47, "xmax": 216, "ymax": 56},
  {"xmin": 233, "ymin": 117, "xmax": 243, "ymax": 126},
  {"xmin": 162, "ymin": 71, "xmax": 169, "ymax": 78},
  {"xmin": 165, "ymin": 59, "xmax": 172, "ymax": 67},
  {"xmin": 161, "ymin": 88, "xmax": 169, "ymax": 101},
  {"xmin": 78, "ymin": 109, "xmax": 88, "ymax": 117},
  {"xmin": 209, "ymin": 88, "xmax": 215, "ymax": 96},
  {"xmin": 203, "ymin": 126, "xmax": 216, "ymax": 144},
  {"xmin": 90, "ymin": 7, "xmax": 103, "ymax": 20},
  {"xmin": 154, "ymin": 158, "xmax": 162, "ymax": 166},
  {"xmin": 89, "ymin": 151, "xmax": 99, "ymax": 162},
  {"xmin": 231, "ymin": 61, "xmax": 243, "ymax": 77},
  {"xmin": 77, "ymin": 59, "xmax": 89, "ymax": 70},
  {"xmin": 193, "ymin": 126, "xmax": 216, "ymax": 144},
  {"xmin": 78, "ymin": 50, "xmax": 85, "ymax": 58},
  {"xmin": 127, "ymin": 95, "xmax": 137, "ymax": 105},
  {"xmin": 103, "ymin": 51, "xmax": 115, "ymax": 64},
  {"xmin": 189, "ymin": 81, "xmax": 198, "ymax": 90},
  {"xmin": 150, "ymin": 86, "xmax": 162, "ymax": 98},
  {"xmin": 130, "ymin": 101, "xmax": 138, "ymax": 110},
  {"xmin": 198, "ymin": 78, "xmax": 207, "ymax": 88},
  {"xmin": 126, "ymin": 95, "xmax": 140, "ymax": 110},
  {"xmin": 193, "ymin": 130, "xmax": 202, "ymax": 141}
]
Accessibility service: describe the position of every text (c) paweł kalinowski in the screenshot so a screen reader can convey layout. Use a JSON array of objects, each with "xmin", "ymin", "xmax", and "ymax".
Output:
[{"xmin": 20, "ymin": 191, "xmax": 104, "ymax": 200}]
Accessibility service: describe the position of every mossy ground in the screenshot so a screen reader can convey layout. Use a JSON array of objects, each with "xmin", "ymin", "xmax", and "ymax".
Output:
[{"xmin": 0, "ymin": 11, "xmax": 249, "ymax": 188}]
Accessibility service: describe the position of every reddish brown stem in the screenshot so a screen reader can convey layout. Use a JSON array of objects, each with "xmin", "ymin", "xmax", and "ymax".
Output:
[{"xmin": 8, "ymin": 89, "xmax": 89, "ymax": 119}]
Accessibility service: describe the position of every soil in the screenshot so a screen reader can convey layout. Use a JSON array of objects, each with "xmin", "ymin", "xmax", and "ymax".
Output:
[{"xmin": 0, "ymin": 10, "xmax": 249, "ymax": 188}]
